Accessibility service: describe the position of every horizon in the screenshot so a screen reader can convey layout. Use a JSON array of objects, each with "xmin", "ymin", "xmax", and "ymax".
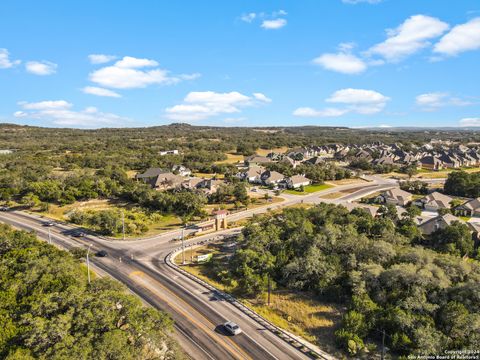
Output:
[{"xmin": 1, "ymin": 1, "xmax": 480, "ymax": 129}]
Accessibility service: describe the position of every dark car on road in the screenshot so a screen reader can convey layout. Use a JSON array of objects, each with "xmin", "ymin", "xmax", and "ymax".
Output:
[
  {"xmin": 43, "ymin": 221, "xmax": 55, "ymax": 227},
  {"xmin": 96, "ymin": 250, "xmax": 108, "ymax": 257},
  {"xmin": 72, "ymin": 231, "xmax": 85, "ymax": 237},
  {"xmin": 0, "ymin": 206, "xmax": 9, "ymax": 211}
]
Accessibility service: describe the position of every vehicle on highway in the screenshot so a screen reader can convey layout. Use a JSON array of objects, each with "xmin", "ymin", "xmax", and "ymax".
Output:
[
  {"xmin": 251, "ymin": 188, "xmax": 257, "ymax": 192},
  {"xmin": 96, "ymin": 250, "xmax": 108, "ymax": 257},
  {"xmin": 43, "ymin": 221, "xmax": 55, "ymax": 226},
  {"xmin": 72, "ymin": 231, "xmax": 85, "ymax": 237},
  {"xmin": 223, "ymin": 321, "xmax": 242, "ymax": 335},
  {"xmin": 0, "ymin": 206, "xmax": 9, "ymax": 211}
]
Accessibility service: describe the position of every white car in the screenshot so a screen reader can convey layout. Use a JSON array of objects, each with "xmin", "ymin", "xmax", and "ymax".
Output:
[{"xmin": 223, "ymin": 321, "xmax": 242, "ymax": 335}]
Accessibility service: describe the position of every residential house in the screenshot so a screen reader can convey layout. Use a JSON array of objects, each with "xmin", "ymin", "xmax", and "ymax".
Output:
[
  {"xmin": 244, "ymin": 155, "xmax": 272, "ymax": 166},
  {"xmin": 377, "ymin": 188, "xmax": 413, "ymax": 206},
  {"xmin": 239, "ymin": 166, "xmax": 265, "ymax": 183},
  {"xmin": 151, "ymin": 172, "xmax": 185, "ymax": 190},
  {"xmin": 419, "ymin": 214, "xmax": 466, "ymax": 235},
  {"xmin": 261, "ymin": 170, "xmax": 285, "ymax": 186},
  {"xmin": 419, "ymin": 156, "xmax": 444, "ymax": 170},
  {"xmin": 286, "ymin": 174, "xmax": 311, "ymax": 189},
  {"xmin": 415, "ymin": 191, "xmax": 454, "ymax": 212},
  {"xmin": 136, "ymin": 168, "xmax": 167, "ymax": 181},
  {"xmin": 455, "ymin": 198, "xmax": 480, "ymax": 217},
  {"xmin": 343, "ymin": 202, "xmax": 379, "ymax": 217}
]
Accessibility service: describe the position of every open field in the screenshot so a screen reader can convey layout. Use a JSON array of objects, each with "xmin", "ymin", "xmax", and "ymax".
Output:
[
  {"xmin": 215, "ymin": 153, "xmax": 244, "ymax": 164},
  {"xmin": 325, "ymin": 177, "xmax": 369, "ymax": 186},
  {"xmin": 177, "ymin": 241, "xmax": 343, "ymax": 356},
  {"xmin": 283, "ymin": 183, "xmax": 334, "ymax": 195},
  {"xmin": 192, "ymin": 172, "xmax": 225, "ymax": 179},
  {"xmin": 255, "ymin": 147, "xmax": 289, "ymax": 156}
]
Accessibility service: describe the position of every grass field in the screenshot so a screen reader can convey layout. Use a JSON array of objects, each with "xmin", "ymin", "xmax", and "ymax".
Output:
[
  {"xmin": 283, "ymin": 183, "xmax": 334, "ymax": 195},
  {"xmin": 215, "ymin": 153, "xmax": 244, "ymax": 164}
]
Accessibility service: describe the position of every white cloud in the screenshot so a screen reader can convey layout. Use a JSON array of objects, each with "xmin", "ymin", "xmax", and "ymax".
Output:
[
  {"xmin": 434, "ymin": 18, "xmax": 480, "ymax": 56},
  {"xmin": 88, "ymin": 54, "xmax": 117, "ymax": 64},
  {"xmin": 241, "ymin": 13, "xmax": 256, "ymax": 23},
  {"xmin": 416, "ymin": 92, "xmax": 473, "ymax": 110},
  {"xmin": 25, "ymin": 61, "xmax": 57, "ymax": 75},
  {"xmin": 313, "ymin": 52, "xmax": 367, "ymax": 74},
  {"xmin": 0, "ymin": 48, "xmax": 20, "ymax": 69},
  {"xmin": 294, "ymin": 88, "xmax": 390, "ymax": 118},
  {"xmin": 367, "ymin": 15, "xmax": 449, "ymax": 62},
  {"xmin": 14, "ymin": 100, "xmax": 127, "ymax": 127},
  {"xmin": 88, "ymin": 55, "xmax": 193, "ymax": 89},
  {"xmin": 253, "ymin": 93, "xmax": 272, "ymax": 103},
  {"xmin": 82, "ymin": 86, "xmax": 122, "ymax": 98},
  {"xmin": 415, "ymin": 92, "xmax": 448, "ymax": 109},
  {"xmin": 293, "ymin": 107, "xmax": 349, "ymax": 118},
  {"xmin": 19, "ymin": 100, "xmax": 72, "ymax": 110},
  {"xmin": 179, "ymin": 72, "xmax": 201, "ymax": 80},
  {"xmin": 261, "ymin": 18, "xmax": 287, "ymax": 30},
  {"xmin": 460, "ymin": 117, "xmax": 480, "ymax": 127},
  {"xmin": 165, "ymin": 91, "xmax": 271, "ymax": 121},
  {"xmin": 342, "ymin": 0, "xmax": 383, "ymax": 3}
]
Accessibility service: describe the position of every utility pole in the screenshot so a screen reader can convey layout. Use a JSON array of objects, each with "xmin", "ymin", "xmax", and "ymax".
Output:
[
  {"xmin": 122, "ymin": 210, "xmax": 125, "ymax": 240},
  {"xmin": 86, "ymin": 244, "xmax": 93, "ymax": 285},
  {"xmin": 48, "ymin": 227, "xmax": 52, "ymax": 244},
  {"xmin": 381, "ymin": 329, "xmax": 385, "ymax": 360},
  {"xmin": 182, "ymin": 227, "xmax": 185, "ymax": 264}
]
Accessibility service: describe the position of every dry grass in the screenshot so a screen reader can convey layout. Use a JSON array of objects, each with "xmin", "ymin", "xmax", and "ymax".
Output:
[
  {"xmin": 256, "ymin": 147, "xmax": 289, "ymax": 156},
  {"xmin": 326, "ymin": 178, "xmax": 368, "ymax": 185},
  {"xmin": 247, "ymin": 292, "xmax": 343, "ymax": 355},
  {"xmin": 215, "ymin": 153, "xmax": 244, "ymax": 164},
  {"xmin": 192, "ymin": 172, "xmax": 225, "ymax": 179}
]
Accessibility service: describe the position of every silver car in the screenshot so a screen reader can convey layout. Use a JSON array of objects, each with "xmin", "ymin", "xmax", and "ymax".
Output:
[{"xmin": 223, "ymin": 321, "xmax": 242, "ymax": 335}]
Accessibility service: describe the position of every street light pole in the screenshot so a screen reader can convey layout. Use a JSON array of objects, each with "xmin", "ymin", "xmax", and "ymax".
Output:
[
  {"xmin": 122, "ymin": 210, "xmax": 125, "ymax": 240},
  {"xmin": 48, "ymin": 227, "xmax": 52, "ymax": 244},
  {"xmin": 182, "ymin": 227, "xmax": 185, "ymax": 264},
  {"xmin": 86, "ymin": 244, "xmax": 93, "ymax": 284}
]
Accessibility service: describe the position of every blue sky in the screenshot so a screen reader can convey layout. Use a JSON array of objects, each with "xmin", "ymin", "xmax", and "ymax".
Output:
[{"xmin": 1, "ymin": 0, "xmax": 480, "ymax": 128}]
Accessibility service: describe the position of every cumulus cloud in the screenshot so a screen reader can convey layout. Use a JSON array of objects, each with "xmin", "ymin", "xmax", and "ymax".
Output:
[
  {"xmin": 88, "ymin": 55, "xmax": 196, "ymax": 89},
  {"xmin": 25, "ymin": 61, "xmax": 57, "ymax": 75},
  {"xmin": 293, "ymin": 88, "xmax": 390, "ymax": 118},
  {"xmin": 240, "ymin": 10, "xmax": 287, "ymax": 30},
  {"xmin": 366, "ymin": 15, "xmax": 449, "ymax": 62},
  {"xmin": 0, "ymin": 48, "xmax": 20, "ymax": 68},
  {"xmin": 460, "ymin": 118, "xmax": 480, "ymax": 127},
  {"xmin": 88, "ymin": 54, "xmax": 117, "ymax": 64},
  {"xmin": 313, "ymin": 51, "xmax": 367, "ymax": 74},
  {"xmin": 261, "ymin": 18, "xmax": 287, "ymax": 30},
  {"xmin": 165, "ymin": 91, "xmax": 271, "ymax": 121},
  {"xmin": 434, "ymin": 18, "xmax": 480, "ymax": 56},
  {"xmin": 416, "ymin": 92, "xmax": 473, "ymax": 110},
  {"xmin": 82, "ymin": 86, "xmax": 121, "ymax": 98},
  {"xmin": 253, "ymin": 93, "xmax": 272, "ymax": 103},
  {"xmin": 14, "ymin": 100, "xmax": 127, "ymax": 127}
]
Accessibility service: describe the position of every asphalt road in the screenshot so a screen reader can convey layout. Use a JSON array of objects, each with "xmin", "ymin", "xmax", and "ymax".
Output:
[{"xmin": 0, "ymin": 176, "xmax": 396, "ymax": 360}]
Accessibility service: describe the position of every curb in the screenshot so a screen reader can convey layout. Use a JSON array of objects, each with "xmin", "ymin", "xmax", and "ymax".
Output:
[{"xmin": 165, "ymin": 237, "xmax": 336, "ymax": 360}]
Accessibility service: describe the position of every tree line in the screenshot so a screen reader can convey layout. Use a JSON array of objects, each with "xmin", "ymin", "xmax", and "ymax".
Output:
[{"xmin": 0, "ymin": 224, "xmax": 183, "ymax": 359}]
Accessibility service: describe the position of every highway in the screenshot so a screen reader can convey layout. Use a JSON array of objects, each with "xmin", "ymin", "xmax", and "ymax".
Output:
[{"xmin": 0, "ymin": 176, "xmax": 396, "ymax": 360}]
